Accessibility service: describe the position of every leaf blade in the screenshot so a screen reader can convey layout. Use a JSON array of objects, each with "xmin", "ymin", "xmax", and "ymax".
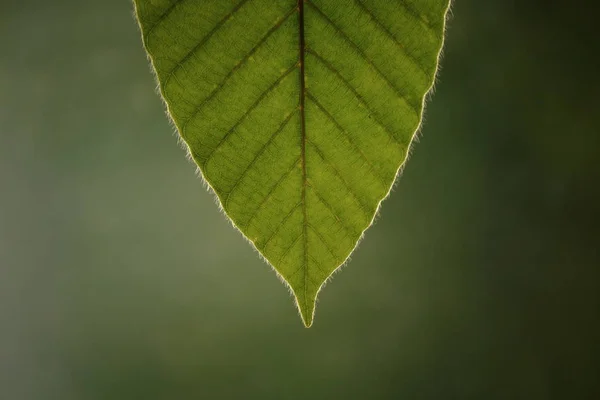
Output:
[{"xmin": 133, "ymin": 0, "xmax": 451, "ymax": 327}]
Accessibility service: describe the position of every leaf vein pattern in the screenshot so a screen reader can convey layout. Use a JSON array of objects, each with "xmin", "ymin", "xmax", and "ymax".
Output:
[
  {"xmin": 167, "ymin": 7, "xmax": 297, "ymax": 121},
  {"xmin": 398, "ymin": 0, "xmax": 439, "ymax": 31},
  {"xmin": 298, "ymin": 0, "xmax": 309, "ymax": 314},
  {"xmin": 306, "ymin": 0, "xmax": 419, "ymax": 113},
  {"xmin": 307, "ymin": 224, "xmax": 339, "ymax": 262},
  {"xmin": 308, "ymin": 253, "xmax": 329, "ymax": 276},
  {"xmin": 289, "ymin": 247, "xmax": 330, "ymax": 285},
  {"xmin": 145, "ymin": 0, "xmax": 184, "ymax": 41},
  {"xmin": 200, "ymin": 63, "xmax": 298, "ymax": 166},
  {"xmin": 306, "ymin": 49, "xmax": 404, "ymax": 146},
  {"xmin": 242, "ymin": 157, "xmax": 301, "ymax": 230},
  {"xmin": 354, "ymin": 0, "xmax": 430, "ymax": 76},
  {"xmin": 224, "ymin": 110, "xmax": 297, "ymax": 210},
  {"xmin": 276, "ymin": 232, "xmax": 303, "ymax": 268},
  {"xmin": 259, "ymin": 201, "xmax": 303, "ymax": 251},
  {"xmin": 307, "ymin": 183, "xmax": 356, "ymax": 238},
  {"xmin": 162, "ymin": 0, "xmax": 252, "ymax": 78},
  {"xmin": 306, "ymin": 92, "xmax": 387, "ymax": 186},
  {"xmin": 307, "ymin": 140, "xmax": 372, "ymax": 218},
  {"xmin": 288, "ymin": 262, "xmax": 321, "ymax": 287}
]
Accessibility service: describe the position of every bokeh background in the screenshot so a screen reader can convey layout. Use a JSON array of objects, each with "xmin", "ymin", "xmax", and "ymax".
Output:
[{"xmin": 1, "ymin": 0, "xmax": 599, "ymax": 398}]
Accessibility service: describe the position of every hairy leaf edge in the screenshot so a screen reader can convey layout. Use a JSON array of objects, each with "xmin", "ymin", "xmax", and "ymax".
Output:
[{"xmin": 131, "ymin": 0, "xmax": 454, "ymax": 327}]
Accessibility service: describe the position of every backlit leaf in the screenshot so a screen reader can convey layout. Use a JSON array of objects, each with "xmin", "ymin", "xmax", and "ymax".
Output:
[{"xmin": 133, "ymin": 0, "xmax": 451, "ymax": 326}]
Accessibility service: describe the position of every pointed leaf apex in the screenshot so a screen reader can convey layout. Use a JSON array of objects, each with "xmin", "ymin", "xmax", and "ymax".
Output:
[
  {"xmin": 294, "ymin": 290, "xmax": 316, "ymax": 328},
  {"xmin": 133, "ymin": 0, "xmax": 451, "ymax": 326}
]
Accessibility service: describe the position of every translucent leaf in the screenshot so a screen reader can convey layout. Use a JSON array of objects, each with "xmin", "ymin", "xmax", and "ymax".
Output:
[{"xmin": 133, "ymin": 0, "xmax": 451, "ymax": 326}]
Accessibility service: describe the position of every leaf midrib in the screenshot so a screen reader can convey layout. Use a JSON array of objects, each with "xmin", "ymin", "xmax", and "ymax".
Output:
[
  {"xmin": 298, "ymin": 0, "xmax": 309, "ymax": 319},
  {"xmin": 134, "ymin": 0, "xmax": 450, "ymax": 327}
]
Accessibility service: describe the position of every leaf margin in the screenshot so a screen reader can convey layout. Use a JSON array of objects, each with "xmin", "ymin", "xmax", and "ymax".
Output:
[{"xmin": 131, "ymin": 0, "xmax": 454, "ymax": 327}]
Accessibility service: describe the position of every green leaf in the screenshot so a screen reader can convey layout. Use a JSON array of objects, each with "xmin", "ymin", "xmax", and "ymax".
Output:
[{"xmin": 133, "ymin": 0, "xmax": 450, "ymax": 326}]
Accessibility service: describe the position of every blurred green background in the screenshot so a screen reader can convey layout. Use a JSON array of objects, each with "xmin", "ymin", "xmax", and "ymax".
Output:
[{"xmin": 1, "ymin": 0, "xmax": 599, "ymax": 399}]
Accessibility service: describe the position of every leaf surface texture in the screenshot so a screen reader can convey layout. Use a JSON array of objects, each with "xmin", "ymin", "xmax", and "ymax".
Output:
[{"xmin": 133, "ymin": 0, "xmax": 450, "ymax": 326}]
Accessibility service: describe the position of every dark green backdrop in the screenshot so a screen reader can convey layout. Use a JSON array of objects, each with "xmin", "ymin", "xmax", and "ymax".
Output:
[{"xmin": 1, "ymin": 0, "xmax": 598, "ymax": 399}]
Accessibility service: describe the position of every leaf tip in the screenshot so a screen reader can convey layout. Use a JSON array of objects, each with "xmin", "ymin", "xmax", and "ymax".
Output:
[
  {"xmin": 299, "ymin": 303, "xmax": 315, "ymax": 328},
  {"xmin": 294, "ymin": 290, "xmax": 317, "ymax": 328}
]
